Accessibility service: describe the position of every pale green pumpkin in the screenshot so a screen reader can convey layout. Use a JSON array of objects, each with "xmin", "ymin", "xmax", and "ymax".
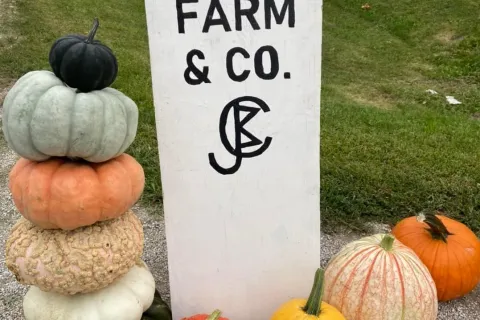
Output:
[{"xmin": 2, "ymin": 70, "xmax": 138, "ymax": 163}]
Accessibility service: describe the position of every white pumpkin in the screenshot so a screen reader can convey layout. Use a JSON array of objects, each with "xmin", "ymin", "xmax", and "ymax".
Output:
[
  {"xmin": 2, "ymin": 70, "xmax": 138, "ymax": 163},
  {"xmin": 323, "ymin": 233, "xmax": 438, "ymax": 320},
  {"xmin": 23, "ymin": 260, "xmax": 156, "ymax": 320}
]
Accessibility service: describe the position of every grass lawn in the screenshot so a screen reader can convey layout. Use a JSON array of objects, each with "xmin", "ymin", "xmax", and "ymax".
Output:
[{"xmin": 1, "ymin": 0, "xmax": 480, "ymax": 234}]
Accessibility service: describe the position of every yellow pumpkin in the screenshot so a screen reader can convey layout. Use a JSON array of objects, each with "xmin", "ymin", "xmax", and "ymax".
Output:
[{"xmin": 270, "ymin": 268, "xmax": 345, "ymax": 320}]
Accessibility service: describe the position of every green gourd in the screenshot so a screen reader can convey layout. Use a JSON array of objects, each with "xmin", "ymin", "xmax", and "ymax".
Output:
[{"xmin": 141, "ymin": 289, "xmax": 173, "ymax": 320}]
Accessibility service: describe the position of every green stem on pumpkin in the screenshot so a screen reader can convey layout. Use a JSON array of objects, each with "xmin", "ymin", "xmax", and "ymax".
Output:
[
  {"xmin": 379, "ymin": 234, "xmax": 395, "ymax": 251},
  {"xmin": 86, "ymin": 18, "xmax": 100, "ymax": 43},
  {"xmin": 418, "ymin": 212, "xmax": 453, "ymax": 243},
  {"xmin": 302, "ymin": 268, "xmax": 325, "ymax": 316},
  {"xmin": 206, "ymin": 309, "xmax": 222, "ymax": 320}
]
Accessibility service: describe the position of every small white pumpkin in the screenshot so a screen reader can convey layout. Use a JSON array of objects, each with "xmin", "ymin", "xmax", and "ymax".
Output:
[
  {"xmin": 23, "ymin": 260, "xmax": 156, "ymax": 320},
  {"xmin": 2, "ymin": 70, "xmax": 138, "ymax": 163}
]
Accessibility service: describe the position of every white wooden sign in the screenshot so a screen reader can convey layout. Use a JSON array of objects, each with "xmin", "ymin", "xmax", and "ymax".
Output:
[{"xmin": 144, "ymin": 1, "xmax": 322, "ymax": 318}]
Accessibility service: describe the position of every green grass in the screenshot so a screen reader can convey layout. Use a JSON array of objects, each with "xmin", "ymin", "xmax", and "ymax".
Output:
[
  {"xmin": 321, "ymin": 0, "xmax": 480, "ymax": 233},
  {"xmin": 1, "ymin": 0, "xmax": 480, "ymax": 234}
]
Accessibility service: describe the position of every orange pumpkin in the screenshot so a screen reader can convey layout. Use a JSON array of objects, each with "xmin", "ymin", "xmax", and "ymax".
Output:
[
  {"xmin": 182, "ymin": 309, "xmax": 228, "ymax": 320},
  {"xmin": 391, "ymin": 212, "xmax": 480, "ymax": 301},
  {"xmin": 9, "ymin": 153, "xmax": 144, "ymax": 230}
]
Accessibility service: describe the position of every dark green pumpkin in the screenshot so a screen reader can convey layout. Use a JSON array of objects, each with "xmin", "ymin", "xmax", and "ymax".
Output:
[
  {"xmin": 48, "ymin": 18, "xmax": 118, "ymax": 92},
  {"xmin": 142, "ymin": 289, "xmax": 173, "ymax": 320}
]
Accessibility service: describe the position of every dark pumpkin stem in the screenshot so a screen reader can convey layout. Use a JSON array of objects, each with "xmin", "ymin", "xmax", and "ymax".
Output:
[
  {"xmin": 86, "ymin": 18, "xmax": 100, "ymax": 43},
  {"xmin": 302, "ymin": 268, "xmax": 325, "ymax": 316},
  {"xmin": 419, "ymin": 212, "xmax": 454, "ymax": 242},
  {"xmin": 206, "ymin": 310, "xmax": 222, "ymax": 320}
]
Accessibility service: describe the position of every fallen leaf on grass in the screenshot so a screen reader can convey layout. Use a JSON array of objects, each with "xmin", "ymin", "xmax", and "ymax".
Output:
[{"xmin": 362, "ymin": 3, "xmax": 372, "ymax": 10}]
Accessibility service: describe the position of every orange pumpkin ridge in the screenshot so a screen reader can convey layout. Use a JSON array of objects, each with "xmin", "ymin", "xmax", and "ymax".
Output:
[
  {"xmin": 391, "ymin": 212, "xmax": 480, "ymax": 301},
  {"xmin": 8, "ymin": 153, "xmax": 145, "ymax": 230}
]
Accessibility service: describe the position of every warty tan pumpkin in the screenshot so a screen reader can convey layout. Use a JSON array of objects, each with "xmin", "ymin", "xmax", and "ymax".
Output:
[{"xmin": 5, "ymin": 209, "xmax": 144, "ymax": 295}]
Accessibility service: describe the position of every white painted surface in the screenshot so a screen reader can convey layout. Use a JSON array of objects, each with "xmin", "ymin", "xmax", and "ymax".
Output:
[{"xmin": 144, "ymin": 1, "xmax": 322, "ymax": 318}]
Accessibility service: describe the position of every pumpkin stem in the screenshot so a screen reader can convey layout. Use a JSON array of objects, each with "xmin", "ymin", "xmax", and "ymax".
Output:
[
  {"xmin": 417, "ymin": 212, "xmax": 454, "ymax": 242},
  {"xmin": 379, "ymin": 234, "xmax": 395, "ymax": 251},
  {"xmin": 86, "ymin": 18, "xmax": 100, "ymax": 43},
  {"xmin": 206, "ymin": 309, "xmax": 222, "ymax": 320},
  {"xmin": 302, "ymin": 268, "xmax": 325, "ymax": 316}
]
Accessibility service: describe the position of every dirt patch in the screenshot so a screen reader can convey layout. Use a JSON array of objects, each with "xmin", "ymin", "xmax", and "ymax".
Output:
[
  {"xmin": 341, "ymin": 85, "xmax": 396, "ymax": 110},
  {"xmin": 0, "ymin": 0, "xmax": 21, "ymax": 51},
  {"xmin": 1, "ymin": 0, "xmax": 20, "ymax": 115},
  {"xmin": 435, "ymin": 30, "xmax": 456, "ymax": 43},
  {"xmin": 408, "ymin": 61, "xmax": 436, "ymax": 73},
  {"xmin": 434, "ymin": 29, "xmax": 464, "ymax": 44}
]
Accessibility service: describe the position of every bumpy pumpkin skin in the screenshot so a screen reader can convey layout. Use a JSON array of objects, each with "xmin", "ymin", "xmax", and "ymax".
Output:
[
  {"xmin": 391, "ymin": 214, "xmax": 480, "ymax": 301},
  {"xmin": 9, "ymin": 153, "xmax": 144, "ymax": 230},
  {"xmin": 323, "ymin": 234, "xmax": 438, "ymax": 320},
  {"xmin": 5, "ymin": 210, "xmax": 144, "ymax": 295},
  {"xmin": 2, "ymin": 70, "xmax": 138, "ymax": 163},
  {"xmin": 23, "ymin": 260, "xmax": 155, "ymax": 320}
]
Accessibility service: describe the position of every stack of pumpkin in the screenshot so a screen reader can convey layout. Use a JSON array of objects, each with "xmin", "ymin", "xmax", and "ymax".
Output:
[{"xmin": 2, "ymin": 19, "xmax": 158, "ymax": 320}]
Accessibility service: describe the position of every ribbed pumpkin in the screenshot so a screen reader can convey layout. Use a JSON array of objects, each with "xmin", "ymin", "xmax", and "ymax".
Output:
[
  {"xmin": 270, "ymin": 268, "xmax": 345, "ymax": 320},
  {"xmin": 9, "ymin": 153, "xmax": 144, "ymax": 230},
  {"xmin": 5, "ymin": 210, "xmax": 144, "ymax": 295},
  {"xmin": 49, "ymin": 18, "xmax": 118, "ymax": 93},
  {"xmin": 391, "ymin": 212, "xmax": 480, "ymax": 301},
  {"xmin": 323, "ymin": 234, "xmax": 438, "ymax": 320},
  {"xmin": 2, "ymin": 70, "xmax": 138, "ymax": 163}
]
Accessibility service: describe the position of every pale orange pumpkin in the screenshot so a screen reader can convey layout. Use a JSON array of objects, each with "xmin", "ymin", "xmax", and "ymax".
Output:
[
  {"xmin": 9, "ymin": 153, "xmax": 144, "ymax": 230},
  {"xmin": 323, "ymin": 234, "xmax": 438, "ymax": 320},
  {"xmin": 391, "ymin": 212, "xmax": 480, "ymax": 301}
]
